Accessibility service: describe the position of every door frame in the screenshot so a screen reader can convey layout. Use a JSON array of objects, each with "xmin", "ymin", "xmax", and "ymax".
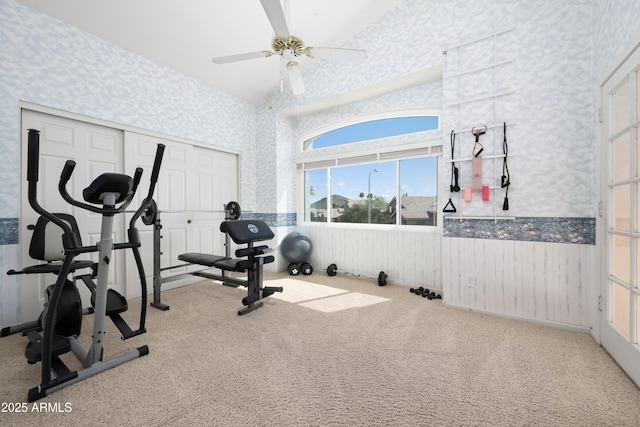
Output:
[{"xmin": 597, "ymin": 38, "xmax": 640, "ymax": 387}]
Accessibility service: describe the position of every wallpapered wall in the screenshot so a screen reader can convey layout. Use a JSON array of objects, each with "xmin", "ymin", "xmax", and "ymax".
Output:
[
  {"xmin": 258, "ymin": 0, "xmax": 640, "ymax": 328},
  {"xmin": 0, "ymin": 0, "xmax": 259, "ymax": 325},
  {"xmin": 267, "ymin": 0, "xmax": 596, "ymax": 220},
  {"xmin": 0, "ymin": 0, "xmax": 258, "ymax": 222},
  {"xmin": 2, "ymin": 0, "xmax": 640, "ymax": 328}
]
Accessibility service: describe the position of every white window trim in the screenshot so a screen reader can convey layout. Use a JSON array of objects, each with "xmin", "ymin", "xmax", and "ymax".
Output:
[{"xmin": 297, "ymin": 108, "xmax": 442, "ymax": 152}]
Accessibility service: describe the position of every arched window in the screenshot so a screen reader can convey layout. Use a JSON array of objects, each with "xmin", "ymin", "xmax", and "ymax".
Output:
[
  {"xmin": 303, "ymin": 115, "xmax": 439, "ymax": 150},
  {"xmin": 299, "ymin": 113, "xmax": 441, "ymax": 226}
]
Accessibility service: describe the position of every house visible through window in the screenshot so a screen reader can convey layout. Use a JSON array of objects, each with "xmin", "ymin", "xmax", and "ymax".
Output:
[{"xmin": 301, "ymin": 114, "xmax": 441, "ymax": 226}]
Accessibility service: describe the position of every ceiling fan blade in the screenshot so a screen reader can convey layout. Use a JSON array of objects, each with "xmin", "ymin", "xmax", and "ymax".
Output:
[
  {"xmin": 305, "ymin": 47, "xmax": 368, "ymax": 63},
  {"xmin": 286, "ymin": 63, "xmax": 305, "ymax": 95},
  {"xmin": 259, "ymin": 0, "xmax": 290, "ymax": 37},
  {"xmin": 212, "ymin": 51, "xmax": 271, "ymax": 64}
]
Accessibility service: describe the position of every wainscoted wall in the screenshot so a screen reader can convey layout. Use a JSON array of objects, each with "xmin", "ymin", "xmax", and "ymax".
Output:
[
  {"xmin": 268, "ymin": 0, "xmax": 602, "ymax": 330},
  {"xmin": 442, "ymin": 217, "xmax": 595, "ymax": 329},
  {"xmin": 0, "ymin": 245, "xmax": 18, "ymax": 327},
  {"xmin": 296, "ymin": 225, "xmax": 442, "ymax": 290},
  {"xmin": 442, "ymin": 237, "xmax": 594, "ymax": 329}
]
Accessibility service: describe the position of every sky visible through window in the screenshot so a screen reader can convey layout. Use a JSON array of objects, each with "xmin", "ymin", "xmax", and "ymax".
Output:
[
  {"xmin": 311, "ymin": 116, "xmax": 438, "ymax": 149},
  {"xmin": 308, "ymin": 116, "xmax": 438, "ymax": 203},
  {"xmin": 310, "ymin": 159, "xmax": 437, "ymax": 204}
]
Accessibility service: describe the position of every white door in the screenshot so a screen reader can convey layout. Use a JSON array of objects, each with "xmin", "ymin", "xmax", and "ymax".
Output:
[
  {"xmin": 123, "ymin": 133, "xmax": 239, "ymax": 298},
  {"xmin": 20, "ymin": 110, "xmax": 125, "ymax": 322},
  {"xmin": 600, "ymin": 44, "xmax": 640, "ymax": 386}
]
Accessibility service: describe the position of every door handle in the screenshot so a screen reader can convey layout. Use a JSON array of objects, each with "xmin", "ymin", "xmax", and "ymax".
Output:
[
  {"xmin": 27, "ymin": 224, "xmax": 35, "ymax": 230},
  {"xmin": 187, "ymin": 219, "xmax": 192, "ymax": 224}
]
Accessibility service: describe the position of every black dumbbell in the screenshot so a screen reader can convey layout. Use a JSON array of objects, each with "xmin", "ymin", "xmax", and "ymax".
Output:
[
  {"xmin": 428, "ymin": 293, "xmax": 442, "ymax": 300},
  {"xmin": 410, "ymin": 286, "xmax": 425, "ymax": 295},
  {"xmin": 288, "ymin": 263, "xmax": 300, "ymax": 275}
]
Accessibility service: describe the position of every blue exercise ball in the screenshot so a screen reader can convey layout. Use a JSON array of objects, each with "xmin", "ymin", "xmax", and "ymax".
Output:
[{"xmin": 280, "ymin": 232, "xmax": 313, "ymax": 264}]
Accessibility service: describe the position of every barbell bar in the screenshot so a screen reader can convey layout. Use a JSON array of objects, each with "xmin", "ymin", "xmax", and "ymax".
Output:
[
  {"xmin": 131, "ymin": 199, "xmax": 244, "ymax": 225},
  {"xmin": 326, "ymin": 263, "xmax": 388, "ymax": 286}
]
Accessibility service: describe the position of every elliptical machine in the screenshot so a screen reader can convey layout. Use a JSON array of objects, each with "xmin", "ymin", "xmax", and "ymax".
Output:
[{"xmin": 12, "ymin": 128, "xmax": 164, "ymax": 402}]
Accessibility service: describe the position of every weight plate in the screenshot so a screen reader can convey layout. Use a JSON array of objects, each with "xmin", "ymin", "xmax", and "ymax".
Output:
[
  {"xmin": 301, "ymin": 263, "xmax": 313, "ymax": 275},
  {"xmin": 141, "ymin": 199, "xmax": 158, "ymax": 226},
  {"xmin": 288, "ymin": 263, "xmax": 300, "ymax": 276},
  {"xmin": 226, "ymin": 201, "xmax": 241, "ymax": 220},
  {"xmin": 378, "ymin": 271, "xmax": 388, "ymax": 286},
  {"xmin": 326, "ymin": 263, "xmax": 337, "ymax": 276}
]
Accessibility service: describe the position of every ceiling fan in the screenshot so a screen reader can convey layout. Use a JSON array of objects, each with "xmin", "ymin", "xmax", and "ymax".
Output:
[{"xmin": 211, "ymin": 0, "xmax": 367, "ymax": 95}]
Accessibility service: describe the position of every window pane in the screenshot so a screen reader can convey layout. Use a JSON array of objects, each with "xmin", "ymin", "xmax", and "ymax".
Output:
[
  {"xmin": 611, "ymin": 282, "xmax": 630, "ymax": 338},
  {"xmin": 612, "ymin": 184, "xmax": 630, "ymax": 231},
  {"xmin": 613, "ymin": 78, "xmax": 630, "ymax": 134},
  {"xmin": 305, "ymin": 169, "xmax": 327, "ymax": 222},
  {"xmin": 306, "ymin": 116, "xmax": 438, "ymax": 150},
  {"xmin": 636, "ymin": 295, "xmax": 640, "ymax": 343},
  {"xmin": 637, "ymin": 126, "xmax": 640, "ymax": 178},
  {"xmin": 399, "ymin": 157, "xmax": 438, "ymax": 226},
  {"xmin": 637, "ymin": 71, "xmax": 640, "ymax": 122},
  {"xmin": 613, "ymin": 131, "xmax": 630, "ymax": 182},
  {"xmin": 330, "ymin": 162, "xmax": 395, "ymax": 224},
  {"xmin": 612, "ymin": 234, "xmax": 630, "ymax": 284}
]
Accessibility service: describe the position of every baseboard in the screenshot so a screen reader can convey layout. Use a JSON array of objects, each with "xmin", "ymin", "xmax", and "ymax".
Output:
[{"xmin": 442, "ymin": 301, "xmax": 592, "ymax": 334}]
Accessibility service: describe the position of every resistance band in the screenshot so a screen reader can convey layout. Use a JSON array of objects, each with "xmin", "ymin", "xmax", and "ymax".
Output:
[
  {"xmin": 449, "ymin": 130, "xmax": 460, "ymax": 192},
  {"xmin": 443, "ymin": 130, "xmax": 458, "ymax": 213},
  {"xmin": 501, "ymin": 122, "xmax": 510, "ymax": 210},
  {"xmin": 471, "ymin": 125, "xmax": 486, "ymax": 192}
]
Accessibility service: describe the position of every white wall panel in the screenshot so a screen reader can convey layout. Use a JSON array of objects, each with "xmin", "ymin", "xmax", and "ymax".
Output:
[
  {"xmin": 296, "ymin": 225, "xmax": 442, "ymax": 289},
  {"xmin": 443, "ymin": 237, "xmax": 594, "ymax": 328}
]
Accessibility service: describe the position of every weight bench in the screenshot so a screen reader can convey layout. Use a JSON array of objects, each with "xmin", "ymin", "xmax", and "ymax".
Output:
[{"xmin": 177, "ymin": 219, "xmax": 283, "ymax": 315}]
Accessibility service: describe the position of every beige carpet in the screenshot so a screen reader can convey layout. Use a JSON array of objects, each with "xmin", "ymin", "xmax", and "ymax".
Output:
[{"xmin": 1, "ymin": 271, "xmax": 639, "ymax": 427}]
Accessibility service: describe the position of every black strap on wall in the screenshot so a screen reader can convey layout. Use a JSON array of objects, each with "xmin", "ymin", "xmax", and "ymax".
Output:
[
  {"xmin": 449, "ymin": 130, "xmax": 459, "ymax": 192},
  {"xmin": 444, "ymin": 129, "xmax": 458, "ymax": 213},
  {"xmin": 501, "ymin": 122, "xmax": 510, "ymax": 210},
  {"xmin": 443, "ymin": 198, "xmax": 457, "ymax": 213}
]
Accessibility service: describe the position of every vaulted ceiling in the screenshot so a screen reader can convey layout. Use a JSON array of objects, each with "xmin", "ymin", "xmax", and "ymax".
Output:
[{"xmin": 18, "ymin": 0, "xmax": 401, "ymax": 105}]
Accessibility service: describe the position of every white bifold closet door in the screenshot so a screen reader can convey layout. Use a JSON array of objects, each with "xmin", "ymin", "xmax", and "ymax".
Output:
[{"xmin": 19, "ymin": 108, "xmax": 238, "ymax": 323}]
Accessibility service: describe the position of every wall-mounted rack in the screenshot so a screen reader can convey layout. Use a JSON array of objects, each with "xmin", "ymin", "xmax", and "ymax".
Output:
[{"xmin": 442, "ymin": 26, "xmax": 516, "ymax": 222}]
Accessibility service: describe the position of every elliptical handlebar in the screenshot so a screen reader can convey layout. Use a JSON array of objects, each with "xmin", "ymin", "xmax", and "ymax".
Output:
[
  {"xmin": 27, "ymin": 128, "xmax": 165, "ymax": 237},
  {"xmin": 27, "ymin": 129, "xmax": 41, "ymax": 183},
  {"xmin": 150, "ymin": 144, "xmax": 165, "ymax": 188},
  {"xmin": 27, "ymin": 129, "xmax": 73, "ymax": 237},
  {"xmin": 130, "ymin": 144, "xmax": 165, "ymax": 229},
  {"xmin": 60, "ymin": 160, "xmax": 75, "ymax": 187}
]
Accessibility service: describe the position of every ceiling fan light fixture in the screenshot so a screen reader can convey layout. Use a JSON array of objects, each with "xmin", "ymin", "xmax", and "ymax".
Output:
[
  {"xmin": 272, "ymin": 36, "xmax": 305, "ymax": 56},
  {"xmin": 286, "ymin": 61, "xmax": 305, "ymax": 95},
  {"xmin": 210, "ymin": 0, "xmax": 367, "ymax": 98}
]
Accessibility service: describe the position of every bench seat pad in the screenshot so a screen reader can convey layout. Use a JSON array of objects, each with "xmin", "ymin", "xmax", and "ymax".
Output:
[{"xmin": 178, "ymin": 253, "xmax": 229, "ymax": 267}]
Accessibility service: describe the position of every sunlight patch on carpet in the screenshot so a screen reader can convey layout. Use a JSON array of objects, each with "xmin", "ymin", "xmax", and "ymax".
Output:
[
  {"xmin": 266, "ymin": 278, "xmax": 348, "ymax": 303},
  {"xmin": 265, "ymin": 278, "xmax": 389, "ymax": 312}
]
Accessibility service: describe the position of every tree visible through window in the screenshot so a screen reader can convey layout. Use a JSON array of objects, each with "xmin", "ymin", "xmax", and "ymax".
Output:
[{"xmin": 302, "ymin": 115, "xmax": 440, "ymax": 226}]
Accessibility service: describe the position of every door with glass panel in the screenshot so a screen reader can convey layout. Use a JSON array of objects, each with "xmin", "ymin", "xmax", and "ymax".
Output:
[{"xmin": 601, "ymin": 45, "xmax": 640, "ymax": 386}]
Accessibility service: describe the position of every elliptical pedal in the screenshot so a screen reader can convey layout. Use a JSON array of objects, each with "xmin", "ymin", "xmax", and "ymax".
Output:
[
  {"xmin": 106, "ymin": 289, "xmax": 128, "ymax": 315},
  {"xmin": 90, "ymin": 288, "xmax": 128, "ymax": 316},
  {"xmin": 24, "ymin": 331, "xmax": 71, "ymax": 364}
]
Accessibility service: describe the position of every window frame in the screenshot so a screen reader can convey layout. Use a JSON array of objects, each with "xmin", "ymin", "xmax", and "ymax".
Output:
[
  {"xmin": 296, "ymin": 110, "xmax": 443, "ymax": 230},
  {"xmin": 298, "ymin": 109, "xmax": 441, "ymax": 152}
]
